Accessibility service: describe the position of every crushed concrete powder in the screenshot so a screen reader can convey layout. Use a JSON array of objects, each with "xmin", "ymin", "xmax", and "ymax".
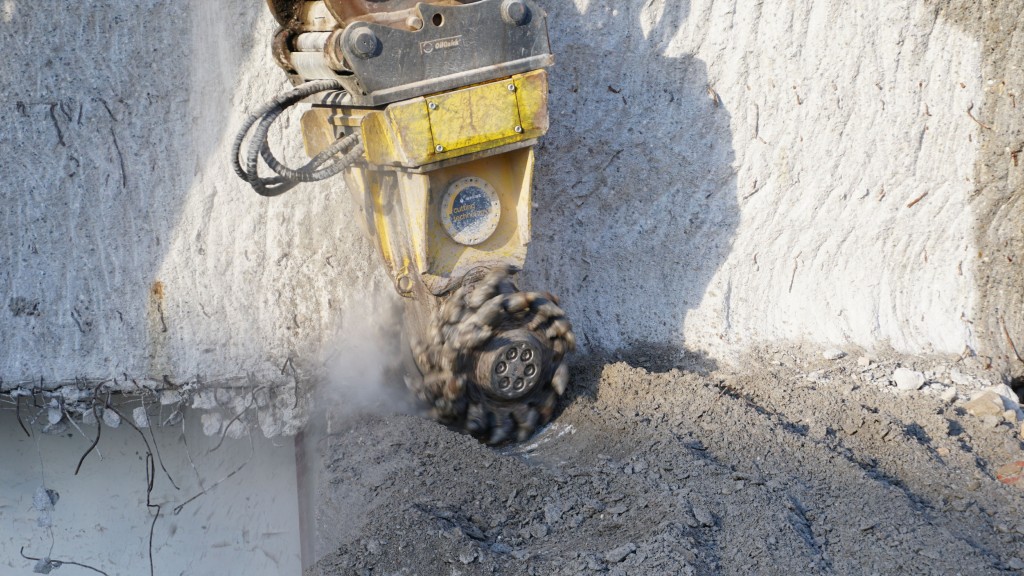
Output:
[{"xmin": 306, "ymin": 348, "xmax": 1024, "ymax": 575}]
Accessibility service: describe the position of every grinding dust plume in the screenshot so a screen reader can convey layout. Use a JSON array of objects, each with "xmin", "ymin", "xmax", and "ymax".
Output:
[{"xmin": 320, "ymin": 293, "xmax": 416, "ymax": 425}]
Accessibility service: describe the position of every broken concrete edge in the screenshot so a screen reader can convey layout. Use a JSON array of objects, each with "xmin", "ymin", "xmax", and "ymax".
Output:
[
  {"xmin": 0, "ymin": 370, "xmax": 311, "ymax": 438},
  {"xmin": 2, "ymin": 340, "xmax": 1019, "ymax": 439}
]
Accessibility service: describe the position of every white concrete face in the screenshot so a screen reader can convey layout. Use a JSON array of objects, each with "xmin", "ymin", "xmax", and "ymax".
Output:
[
  {"xmin": 528, "ymin": 0, "xmax": 987, "ymax": 360},
  {"xmin": 683, "ymin": 1, "xmax": 983, "ymax": 355},
  {"xmin": 0, "ymin": 1, "xmax": 392, "ymax": 390},
  {"xmin": 0, "ymin": 410, "xmax": 301, "ymax": 574},
  {"xmin": 0, "ymin": 0, "xmax": 1013, "ymax": 394}
]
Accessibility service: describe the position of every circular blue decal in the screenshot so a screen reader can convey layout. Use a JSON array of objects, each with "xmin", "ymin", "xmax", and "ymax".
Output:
[{"xmin": 450, "ymin": 186, "xmax": 493, "ymax": 233}]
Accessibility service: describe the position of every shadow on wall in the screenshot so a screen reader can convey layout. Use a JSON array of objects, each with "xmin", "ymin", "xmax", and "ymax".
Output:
[
  {"xmin": 925, "ymin": 0, "xmax": 1024, "ymax": 378},
  {"xmin": 526, "ymin": 0, "xmax": 738, "ymax": 356}
]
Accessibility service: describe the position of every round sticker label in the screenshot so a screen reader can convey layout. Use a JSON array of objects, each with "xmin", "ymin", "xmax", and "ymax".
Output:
[{"xmin": 440, "ymin": 177, "xmax": 501, "ymax": 246}]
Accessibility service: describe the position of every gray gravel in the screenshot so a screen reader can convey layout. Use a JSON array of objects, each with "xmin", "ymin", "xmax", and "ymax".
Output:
[{"xmin": 306, "ymin": 348, "xmax": 1024, "ymax": 575}]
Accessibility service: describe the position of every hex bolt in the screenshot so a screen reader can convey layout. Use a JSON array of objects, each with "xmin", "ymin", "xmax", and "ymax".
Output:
[
  {"xmin": 435, "ymin": 144, "xmax": 445, "ymax": 152},
  {"xmin": 349, "ymin": 28, "xmax": 380, "ymax": 59},
  {"xmin": 514, "ymin": 125, "xmax": 523, "ymax": 133},
  {"xmin": 501, "ymin": 0, "xmax": 530, "ymax": 26},
  {"xmin": 397, "ymin": 275, "xmax": 413, "ymax": 293},
  {"xmin": 428, "ymin": 102, "xmax": 438, "ymax": 110}
]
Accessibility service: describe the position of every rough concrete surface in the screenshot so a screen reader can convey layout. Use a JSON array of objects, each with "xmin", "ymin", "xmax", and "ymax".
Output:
[
  {"xmin": 1, "ymin": 0, "xmax": 1021, "ymax": 396},
  {"xmin": 0, "ymin": 406, "xmax": 301, "ymax": 574},
  {"xmin": 306, "ymin": 350, "xmax": 1024, "ymax": 575},
  {"xmin": 528, "ymin": 0, "xmax": 1021, "ymax": 374}
]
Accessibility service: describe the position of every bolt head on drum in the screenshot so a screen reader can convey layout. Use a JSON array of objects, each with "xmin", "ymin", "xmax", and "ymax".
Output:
[{"xmin": 440, "ymin": 177, "xmax": 501, "ymax": 246}]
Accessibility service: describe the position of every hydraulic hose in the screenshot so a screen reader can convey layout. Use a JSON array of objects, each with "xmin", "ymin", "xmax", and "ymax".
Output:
[{"xmin": 231, "ymin": 79, "xmax": 363, "ymax": 197}]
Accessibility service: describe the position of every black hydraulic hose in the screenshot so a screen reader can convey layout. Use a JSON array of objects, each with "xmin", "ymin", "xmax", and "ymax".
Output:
[{"xmin": 231, "ymin": 79, "xmax": 363, "ymax": 197}]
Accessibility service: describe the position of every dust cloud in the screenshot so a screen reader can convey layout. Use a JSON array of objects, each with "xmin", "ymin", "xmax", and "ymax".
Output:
[{"xmin": 319, "ymin": 293, "xmax": 416, "ymax": 427}]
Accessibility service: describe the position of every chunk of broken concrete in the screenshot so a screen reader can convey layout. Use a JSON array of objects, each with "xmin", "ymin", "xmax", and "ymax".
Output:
[
  {"xmin": 985, "ymin": 384, "xmax": 1024, "ymax": 421},
  {"xmin": 101, "ymin": 407, "xmax": 121, "ymax": 428},
  {"xmin": 892, "ymin": 368, "xmax": 925, "ymax": 391},
  {"xmin": 964, "ymin": 391, "xmax": 1008, "ymax": 419},
  {"xmin": 965, "ymin": 387, "xmax": 1023, "ymax": 422},
  {"xmin": 605, "ymin": 543, "xmax": 637, "ymax": 563},
  {"xmin": 940, "ymin": 386, "xmax": 958, "ymax": 403},
  {"xmin": 823, "ymin": 348, "xmax": 847, "ymax": 361},
  {"xmin": 133, "ymin": 406, "xmax": 150, "ymax": 428}
]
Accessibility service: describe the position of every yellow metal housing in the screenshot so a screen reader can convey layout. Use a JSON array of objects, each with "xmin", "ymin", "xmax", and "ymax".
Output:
[
  {"xmin": 342, "ymin": 147, "xmax": 534, "ymax": 296},
  {"xmin": 302, "ymin": 70, "xmax": 549, "ymax": 297}
]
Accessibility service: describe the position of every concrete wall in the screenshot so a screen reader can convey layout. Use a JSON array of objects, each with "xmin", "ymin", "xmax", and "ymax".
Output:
[
  {"xmin": 1, "ymin": 0, "xmax": 1021, "ymax": 395},
  {"xmin": 0, "ymin": 409, "xmax": 301, "ymax": 574},
  {"xmin": 529, "ymin": 0, "xmax": 1021, "ymax": 376}
]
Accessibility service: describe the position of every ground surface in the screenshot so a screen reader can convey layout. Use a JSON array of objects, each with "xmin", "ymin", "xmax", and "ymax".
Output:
[{"xmin": 306, "ymin": 348, "xmax": 1024, "ymax": 575}]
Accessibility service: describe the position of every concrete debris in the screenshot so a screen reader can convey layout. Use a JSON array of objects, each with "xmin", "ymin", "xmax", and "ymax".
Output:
[
  {"xmin": 692, "ymin": 507, "xmax": 715, "ymax": 527},
  {"xmin": 133, "ymin": 406, "xmax": 150, "ymax": 428},
  {"xmin": 58, "ymin": 385, "xmax": 85, "ymax": 403},
  {"xmin": 940, "ymin": 386, "xmax": 959, "ymax": 403},
  {"xmin": 823, "ymin": 349, "xmax": 847, "ymax": 361},
  {"xmin": 33, "ymin": 486, "xmax": 59, "ymax": 529},
  {"xmin": 490, "ymin": 543, "xmax": 512, "ymax": 554},
  {"xmin": 949, "ymin": 369, "xmax": 978, "ymax": 388},
  {"xmin": 981, "ymin": 415, "xmax": 1002, "ymax": 429},
  {"xmin": 101, "ymin": 407, "xmax": 121, "ymax": 428},
  {"xmin": 857, "ymin": 356, "xmax": 874, "ymax": 368},
  {"xmin": 965, "ymin": 391, "xmax": 1015, "ymax": 421},
  {"xmin": 160, "ymin": 390, "xmax": 182, "ymax": 405},
  {"xmin": 892, "ymin": 368, "xmax": 925, "ymax": 391},
  {"xmin": 192, "ymin": 390, "xmax": 218, "ymax": 410},
  {"xmin": 33, "ymin": 558, "xmax": 58, "ymax": 574},
  {"xmin": 457, "ymin": 548, "xmax": 478, "ymax": 565},
  {"xmin": 33, "ymin": 486, "xmax": 59, "ymax": 512},
  {"xmin": 544, "ymin": 502, "xmax": 563, "ymax": 525},
  {"xmin": 984, "ymin": 385, "xmax": 1023, "ymax": 421},
  {"xmin": 202, "ymin": 412, "xmax": 223, "ymax": 436},
  {"xmin": 46, "ymin": 403, "xmax": 62, "ymax": 425},
  {"xmin": 41, "ymin": 420, "xmax": 69, "ymax": 436},
  {"xmin": 805, "ymin": 370, "xmax": 830, "ymax": 384},
  {"xmin": 307, "ymin": 351, "xmax": 1024, "ymax": 576},
  {"xmin": 605, "ymin": 543, "xmax": 637, "ymax": 564}
]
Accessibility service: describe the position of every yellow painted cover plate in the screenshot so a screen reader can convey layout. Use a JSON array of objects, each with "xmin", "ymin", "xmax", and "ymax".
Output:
[{"xmin": 427, "ymin": 81, "xmax": 523, "ymax": 153}]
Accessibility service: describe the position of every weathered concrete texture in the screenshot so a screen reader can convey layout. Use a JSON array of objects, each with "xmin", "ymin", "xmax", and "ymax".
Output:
[
  {"xmin": 0, "ymin": 0, "xmax": 1020, "ymax": 393},
  {"xmin": 529, "ymin": 0, "xmax": 1017, "ymax": 371},
  {"xmin": 0, "ymin": 409, "xmax": 301, "ymax": 574},
  {"xmin": 0, "ymin": 1, "xmax": 392, "ymax": 390},
  {"xmin": 930, "ymin": 0, "xmax": 1024, "ymax": 378}
]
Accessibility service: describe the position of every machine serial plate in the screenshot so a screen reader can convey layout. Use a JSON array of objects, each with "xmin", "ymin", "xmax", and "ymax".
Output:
[{"xmin": 440, "ymin": 177, "xmax": 501, "ymax": 246}]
